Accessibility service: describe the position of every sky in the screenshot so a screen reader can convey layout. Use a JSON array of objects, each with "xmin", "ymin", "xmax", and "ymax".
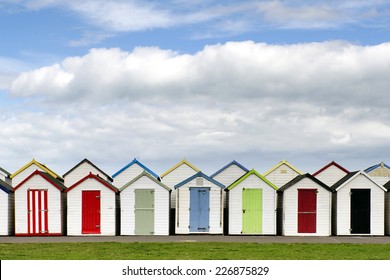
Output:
[{"xmin": 1, "ymin": 0, "xmax": 390, "ymax": 177}]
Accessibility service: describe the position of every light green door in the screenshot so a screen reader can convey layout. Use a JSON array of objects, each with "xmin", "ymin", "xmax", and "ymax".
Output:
[
  {"xmin": 242, "ymin": 188, "xmax": 263, "ymax": 234},
  {"xmin": 135, "ymin": 189, "xmax": 155, "ymax": 235}
]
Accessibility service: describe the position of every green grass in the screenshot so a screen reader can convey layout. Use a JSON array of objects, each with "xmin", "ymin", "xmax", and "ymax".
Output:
[{"xmin": 1, "ymin": 242, "xmax": 390, "ymax": 260}]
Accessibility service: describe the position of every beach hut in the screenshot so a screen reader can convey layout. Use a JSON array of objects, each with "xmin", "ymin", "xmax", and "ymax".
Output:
[
  {"xmin": 120, "ymin": 171, "xmax": 171, "ymax": 235},
  {"xmin": 0, "ymin": 178, "xmax": 14, "ymax": 235},
  {"xmin": 65, "ymin": 173, "xmax": 119, "ymax": 236},
  {"xmin": 63, "ymin": 158, "xmax": 113, "ymax": 187},
  {"xmin": 331, "ymin": 170, "xmax": 386, "ymax": 236},
  {"xmin": 312, "ymin": 161, "xmax": 349, "ymax": 187},
  {"xmin": 112, "ymin": 158, "xmax": 160, "ymax": 188},
  {"xmin": 264, "ymin": 160, "xmax": 303, "ymax": 188},
  {"xmin": 14, "ymin": 170, "xmax": 66, "ymax": 236},
  {"xmin": 278, "ymin": 174, "xmax": 332, "ymax": 236},
  {"xmin": 10, "ymin": 159, "xmax": 64, "ymax": 188},
  {"xmin": 175, "ymin": 171, "xmax": 225, "ymax": 234},
  {"xmin": 226, "ymin": 169, "xmax": 278, "ymax": 235},
  {"xmin": 364, "ymin": 162, "xmax": 390, "ymax": 186}
]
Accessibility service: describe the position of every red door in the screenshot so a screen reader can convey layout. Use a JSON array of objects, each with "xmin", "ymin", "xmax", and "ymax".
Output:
[
  {"xmin": 82, "ymin": 190, "xmax": 101, "ymax": 234},
  {"xmin": 27, "ymin": 189, "xmax": 49, "ymax": 235},
  {"xmin": 297, "ymin": 189, "xmax": 317, "ymax": 233}
]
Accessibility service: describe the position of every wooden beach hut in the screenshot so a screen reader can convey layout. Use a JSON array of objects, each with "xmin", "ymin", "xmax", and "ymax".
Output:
[
  {"xmin": 175, "ymin": 171, "xmax": 225, "ymax": 234},
  {"xmin": 278, "ymin": 173, "xmax": 332, "ymax": 236},
  {"xmin": 65, "ymin": 173, "xmax": 119, "ymax": 236},
  {"xmin": 0, "ymin": 178, "xmax": 14, "ymax": 235},
  {"xmin": 120, "ymin": 171, "xmax": 171, "ymax": 235},
  {"xmin": 264, "ymin": 160, "xmax": 303, "ymax": 188},
  {"xmin": 331, "ymin": 170, "xmax": 386, "ymax": 236},
  {"xmin": 312, "ymin": 161, "xmax": 349, "ymax": 187},
  {"xmin": 14, "ymin": 170, "xmax": 66, "ymax": 236},
  {"xmin": 226, "ymin": 169, "xmax": 278, "ymax": 235}
]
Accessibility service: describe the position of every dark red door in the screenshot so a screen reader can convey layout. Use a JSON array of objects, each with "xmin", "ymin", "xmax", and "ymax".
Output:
[
  {"xmin": 82, "ymin": 190, "xmax": 101, "ymax": 234},
  {"xmin": 298, "ymin": 189, "xmax": 317, "ymax": 233}
]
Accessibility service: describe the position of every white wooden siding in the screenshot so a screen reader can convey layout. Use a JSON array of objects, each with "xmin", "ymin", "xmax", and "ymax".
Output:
[
  {"xmin": 335, "ymin": 174, "xmax": 385, "ymax": 236},
  {"xmin": 0, "ymin": 191, "xmax": 9, "ymax": 235},
  {"xmin": 228, "ymin": 174, "xmax": 277, "ymax": 235},
  {"xmin": 282, "ymin": 177, "xmax": 331, "ymax": 236},
  {"xmin": 212, "ymin": 164, "xmax": 247, "ymax": 208},
  {"xmin": 120, "ymin": 176, "xmax": 170, "ymax": 235},
  {"xmin": 175, "ymin": 179, "xmax": 223, "ymax": 234},
  {"xmin": 12, "ymin": 164, "xmax": 46, "ymax": 187},
  {"xmin": 314, "ymin": 165, "xmax": 348, "ymax": 186},
  {"xmin": 162, "ymin": 164, "xmax": 198, "ymax": 208},
  {"xmin": 65, "ymin": 162, "xmax": 110, "ymax": 187},
  {"xmin": 14, "ymin": 176, "xmax": 63, "ymax": 235},
  {"xmin": 67, "ymin": 179, "xmax": 117, "ymax": 236},
  {"xmin": 113, "ymin": 164, "xmax": 145, "ymax": 189},
  {"xmin": 265, "ymin": 164, "xmax": 300, "ymax": 188}
]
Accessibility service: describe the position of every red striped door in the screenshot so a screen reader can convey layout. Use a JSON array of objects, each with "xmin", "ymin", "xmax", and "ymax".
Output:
[
  {"xmin": 297, "ymin": 189, "xmax": 317, "ymax": 233},
  {"xmin": 82, "ymin": 190, "xmax": 101, "ymax": 234},
  {"xmin": 27, "ymin": 189, "xmax": 49, "ymax": 235}
]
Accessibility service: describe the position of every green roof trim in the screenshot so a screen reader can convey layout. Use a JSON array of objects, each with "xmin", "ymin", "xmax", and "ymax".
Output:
[{"xmin": 227, "ymin": 169, "xmax": 278, "ymax": 191}]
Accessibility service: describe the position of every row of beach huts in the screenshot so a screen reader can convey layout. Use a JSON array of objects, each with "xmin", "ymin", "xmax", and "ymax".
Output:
[{"xmin": 1, "ymin": 158, "xmax": 390, "ymax": 237}]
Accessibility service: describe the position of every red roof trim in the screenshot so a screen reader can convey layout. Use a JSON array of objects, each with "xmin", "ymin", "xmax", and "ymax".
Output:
[
  {"xmin": 14, "ymin": 170, "xmax": 64, "ymax": 192},
  {"xmin": 312, "ymin": 161, "xmax": 349, "ymax": 177},
  {"xmin": 65, "ymin": 172, "xmax": 118, "ymax": 193}
]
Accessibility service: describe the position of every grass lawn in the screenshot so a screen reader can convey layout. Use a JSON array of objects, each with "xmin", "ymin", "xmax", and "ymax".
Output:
[{"xmin": 1, "ymin": 242, "xmax": 390, "ymax": 260}]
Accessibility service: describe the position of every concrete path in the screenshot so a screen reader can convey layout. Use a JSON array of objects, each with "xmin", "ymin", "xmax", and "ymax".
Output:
[{"xmin": 1, "ymin": 235, "xmax": 390, "ymax": 244}]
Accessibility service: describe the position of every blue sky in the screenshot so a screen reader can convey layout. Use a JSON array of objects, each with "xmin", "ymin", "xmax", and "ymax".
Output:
[{"xmin": 1, "ymin": 0, "xmax": 390, "ymax": 177}]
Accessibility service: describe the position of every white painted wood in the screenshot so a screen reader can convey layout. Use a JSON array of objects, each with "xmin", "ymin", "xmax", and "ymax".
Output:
[
  {"xmin": 265, "ymin": 164, "xmax": 300, "ymax": 188},
  {"xmin": 113, "ymin": 164, "xmax": 145, "ymax": 189},
  {"xmin": 64, "ymin": 161, "xmax": 110, "ymax": 187},
  {"xmin": 120, "ymin": 175, "xmax": 170, "ymax": 235},
  {"xmin": 0, "ymin": 190, "xmax": 10, "ymax": 235},
  {"xmin": 314, "ymin": 165, "xmax": 348, "ymax": 186},
  {"xmin": 12, "ymin": 164, "xmax": 46, "ymax": 187},
  {"xmin": 228, "ymin": 174, "xmax": 277, "ymax": 235},
  {"xmin": 162, "ymin": 164, "xmax": 198, "ymax": 208},
  {"xmin": 335, "ymin": 173, "xmax": 385, "ymax": 236},
  {"xmin": 282, "ymin": 177, "xmax": 332, "ymax": 236},
  {"xmin": 175, "ymin": 177, "xmax": 223, "ymax": 234},
  {"xmin": 14, "ymin": 175, "xmax": 64, "ymax": 235},
  {"xmin": 67, "ymin": 177, "xmax": 117, "ymax": 236}
]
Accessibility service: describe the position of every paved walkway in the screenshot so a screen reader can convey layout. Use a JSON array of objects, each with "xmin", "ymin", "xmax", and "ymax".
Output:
[{"xmin": 2, "ymin": 235, "xmax": 390, "ymax": 244}]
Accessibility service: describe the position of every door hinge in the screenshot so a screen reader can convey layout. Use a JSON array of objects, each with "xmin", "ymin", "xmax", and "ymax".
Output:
[{"xmin": 96, "ymin": 225, "xmax": 101, "ymax": 228}]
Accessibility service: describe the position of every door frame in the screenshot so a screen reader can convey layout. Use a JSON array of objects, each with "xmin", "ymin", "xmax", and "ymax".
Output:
[{"xmin": 189, "ymin": 187, "xmax": 210, "ymax": 233}]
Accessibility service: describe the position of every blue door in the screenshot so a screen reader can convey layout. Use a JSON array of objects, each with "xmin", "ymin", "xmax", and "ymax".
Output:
[{"xmin": 189, "ymin": 187, "xmax": 210, "ymax": 232}]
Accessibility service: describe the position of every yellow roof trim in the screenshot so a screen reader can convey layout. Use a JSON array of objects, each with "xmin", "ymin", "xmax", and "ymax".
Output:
[
  {"xmin": 263, "ymin": 160, "xmax": 303, "ymax": 177},
  {"xmin": 160, "ymin": 159, "xmax": 200, "ymax": 178},
  {"xmin": 10, "ymin": 159, "xmax": 63, "ymax": 180}
]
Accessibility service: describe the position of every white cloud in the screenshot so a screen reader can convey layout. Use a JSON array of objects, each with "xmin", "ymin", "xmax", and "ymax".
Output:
[{"xmin": 4, "ymin": 41, "xmax": 390, "ymax": 174}]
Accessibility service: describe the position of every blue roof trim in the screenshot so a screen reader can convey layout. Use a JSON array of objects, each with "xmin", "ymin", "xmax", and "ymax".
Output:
[
  {"xmin": 174, "ymin": 171, "xmax": 226, "ymax": 189},
  {"xmin": 210, "ymin": 160, "xmax": 249, "ymax": 178},
  {"xmin": 365, "ymin": 162, "xmax": 390, "ymax": 173},
  {"xmin": 0, "ymin": 180, "xmax": 13, "ymax": 194},
  {"xmin": 112, "ymin": 158, "xmax": 159, "ymax": 179}
]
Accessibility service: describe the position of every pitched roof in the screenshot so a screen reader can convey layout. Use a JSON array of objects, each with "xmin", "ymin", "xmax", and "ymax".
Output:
[
  {"xmin": 312, "ymin": 161, "xmax": 349, "ymax": 176},
  {"xmin": 120, "ymin": 171, "xmax": 171, "ymax": 192},
  {"xmin": 14, "ymin": 170, "xmax": 66, "ymax": 191},
  {"xmin": 161, "ymin": 159, "xmax": 200, "ymax": 178},
  {"xmin": 331, "ymin": 170, "xmax": 387, "ymax": 192},
  {"xmin": 364, "ymin": 162, "xmax": 390, "ymax": 173},
  {"xmin": 63, "ymin": 158, "xmax": 113, "ymax": 182},
  {"xmin": 0, "ymin": 178, "xmax": 13, "ymax": 194},
  {"xmin": 10, "ymin": 159, "xmax": 63, "ymax": 182},
  {"xmin": 263, "ymin": 160, "xmax": 303, "ymax": 177},
  {"xmin": 227, "ymin": 169, "xmax": 278, "ymax": 191},
  {"xmin": 112, "ymin": 158, "xmax": 159, "ymax": 179},
  {"xmin": 0, "ymin": 167, "xmax": 10, "ymax": 177},
  {"xmin": 210, "ymin": 160, "xmax": 249, "ymax": 178},
  {"xmin": 278, "ymin": 173, "xmax": 332, "ymax": 193},
  {"xmin": 65, "ymin": 172, "xmax": 118, "ymax": 193},
  {"xmin": 174, "ymin": 171, "xmax": 225, "ymax": 189}
]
